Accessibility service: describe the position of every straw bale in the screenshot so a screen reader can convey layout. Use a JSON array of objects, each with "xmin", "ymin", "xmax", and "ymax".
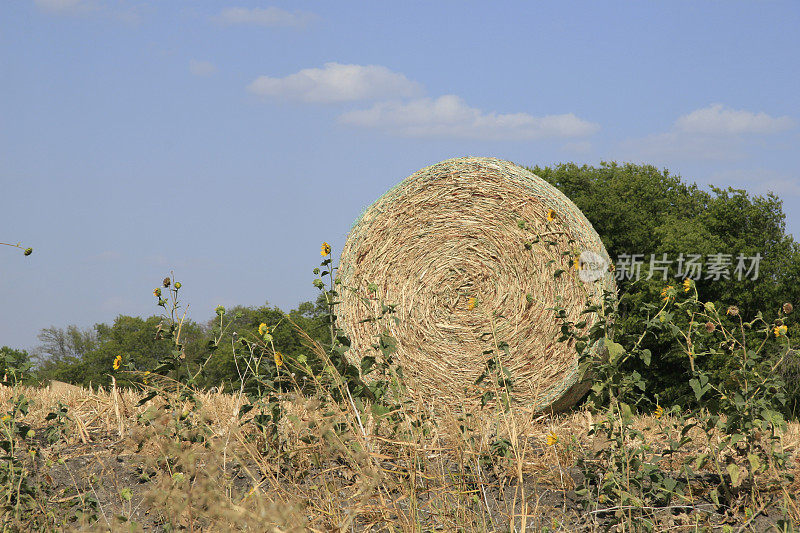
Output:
[{"xmin": 338, "ymin": 157, "xmax": 615, "ymax": 412}]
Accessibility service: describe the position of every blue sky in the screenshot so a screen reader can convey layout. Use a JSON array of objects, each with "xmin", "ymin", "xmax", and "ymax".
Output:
[{"xmin": 1, "ymin": 0, "xmax": 798, "ymax": 351}]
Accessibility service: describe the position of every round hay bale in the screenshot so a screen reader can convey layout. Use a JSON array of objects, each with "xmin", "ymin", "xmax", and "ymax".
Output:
[{"xmin": 338, "ymin": 157, "xmax": 615, "ymax": 413}]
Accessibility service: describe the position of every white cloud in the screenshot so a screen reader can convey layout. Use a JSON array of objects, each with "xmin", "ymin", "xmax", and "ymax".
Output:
[
  {"xmin": 675, "ymin": 103, "xmax": 794, "ymax": 135},
  {"xmin": 189, "ymin": 59, "xmax": 217, "ymax": 77},
  {"xmin": 619, "ymin": 104, "xmax": 796, "ymax": 162},
  {"xmin": 339, "ymin": 95, "xmax": 599, "ymax": 140},
  {"xmin": 214, "ymin": 6, "xmax": 315, "ymax": 28},
  {"xmin": 247, "ymin": 62, "xmax": 423, "ymax": 103},
  {"xmin": 247, "ymin": 63, "xmax": 596, "ymax": 141}
]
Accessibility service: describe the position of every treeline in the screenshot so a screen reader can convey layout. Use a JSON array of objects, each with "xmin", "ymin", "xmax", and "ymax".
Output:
[
  {"xmin": 3, "ymin": 162, "xmax": 798, "ymax": 416},
  {"xmin": 531, "ymin": 162, "xmax": 800, "ymax": 416},
  {"xmin": 2, "ymin": 297, "xmax": 331, "ymax": 392}
]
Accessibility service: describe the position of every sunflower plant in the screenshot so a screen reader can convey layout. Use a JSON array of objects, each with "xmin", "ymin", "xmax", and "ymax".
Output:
[
  {"xmin": 667, "ymin": 292, "xmax": 796, "ymax": 509},
  {"xmin": 558, "ymin": 274, "xmax": 797, "ymax": 525},
  {"xmin": 556, "ymin": 288, "xmax": 689, "ymax": 529}
]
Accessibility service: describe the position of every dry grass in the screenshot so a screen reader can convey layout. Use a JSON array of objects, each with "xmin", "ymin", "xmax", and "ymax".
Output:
[{"xmin": 2, "ymin": 382, "xmax": 798, "ymax": 531}]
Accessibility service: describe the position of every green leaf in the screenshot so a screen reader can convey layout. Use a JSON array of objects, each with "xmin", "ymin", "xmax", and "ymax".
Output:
[
  {"xmin": 604, "ymin": 338, "xmax": 625, "ymax": 363},
  {"xmin": 662, "ymin": 477, "xmax": 678, "ymax": 493},
  {"xmin": 371, "ymin": 403, "xmax": 391, "ymax": 419},
  {"xmin": 747, "ymin": 453, "xmax": 761, "ymax": 474},
  {"xmin": 619, "ymin": 402, "xmax": 634, "ymax": 423},
  {"xmin": 726, "ymin": 463, "xmax": 740, "ymax": 486},
  {"xmin": 137, "ymin": 391, "xmax": 158, "ymax": 406},
  {"xmin": 360, "ymin": 356, "xmax": 376, "ymax": 374},
  {"xmin": 689, "ymin": 378, "xmax": 710, "ymax": 401},
  {"xmin": 693, "ymin": 453, "xmax": 708, "ymax": 470}
]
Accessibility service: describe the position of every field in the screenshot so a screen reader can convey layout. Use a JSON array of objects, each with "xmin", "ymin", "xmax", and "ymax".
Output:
[{"xmin": 2, "ymin": 379, "xmax": 799, "ymax": 532}]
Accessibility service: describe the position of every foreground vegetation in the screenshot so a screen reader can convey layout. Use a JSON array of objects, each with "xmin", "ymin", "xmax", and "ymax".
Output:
[{"xmin": 0, "ymin": 369, "xmax": 798, "ymax": 530}]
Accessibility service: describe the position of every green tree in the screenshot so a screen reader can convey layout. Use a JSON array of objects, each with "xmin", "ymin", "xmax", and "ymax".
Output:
[
  {"xmin": 35, "ymin": 316, "xmax": 205, "ymax": 388},
  {"xmin": 198, "ymin": 301, "xmax": 328, "ymax": 391},
  {"xmin": 530, "ymin": 162, "xmax": 800, "ymax": 314},
  {"xmin": 530, "ymin": 162, "xmax": 800, "ymax": 413},
  {"xmin": 0, "ymin": 346, "xmax": 32, "ymax": 385},
  {"xmin": 33, "ymin": 300, "xmax": 330, "ymax": 391},
  {"xmin": 34, "ymin": 325, "xmax": 99, "ymax": 383},
  {"xmin": 78, "ymin": 316, "xmax": 182, "ymax": 387}
]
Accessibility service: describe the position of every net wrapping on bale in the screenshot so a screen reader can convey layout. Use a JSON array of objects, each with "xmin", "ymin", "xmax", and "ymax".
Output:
[{"xmin": 338, "ymin": 157, "xmax": 615, "ymax": 413}]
